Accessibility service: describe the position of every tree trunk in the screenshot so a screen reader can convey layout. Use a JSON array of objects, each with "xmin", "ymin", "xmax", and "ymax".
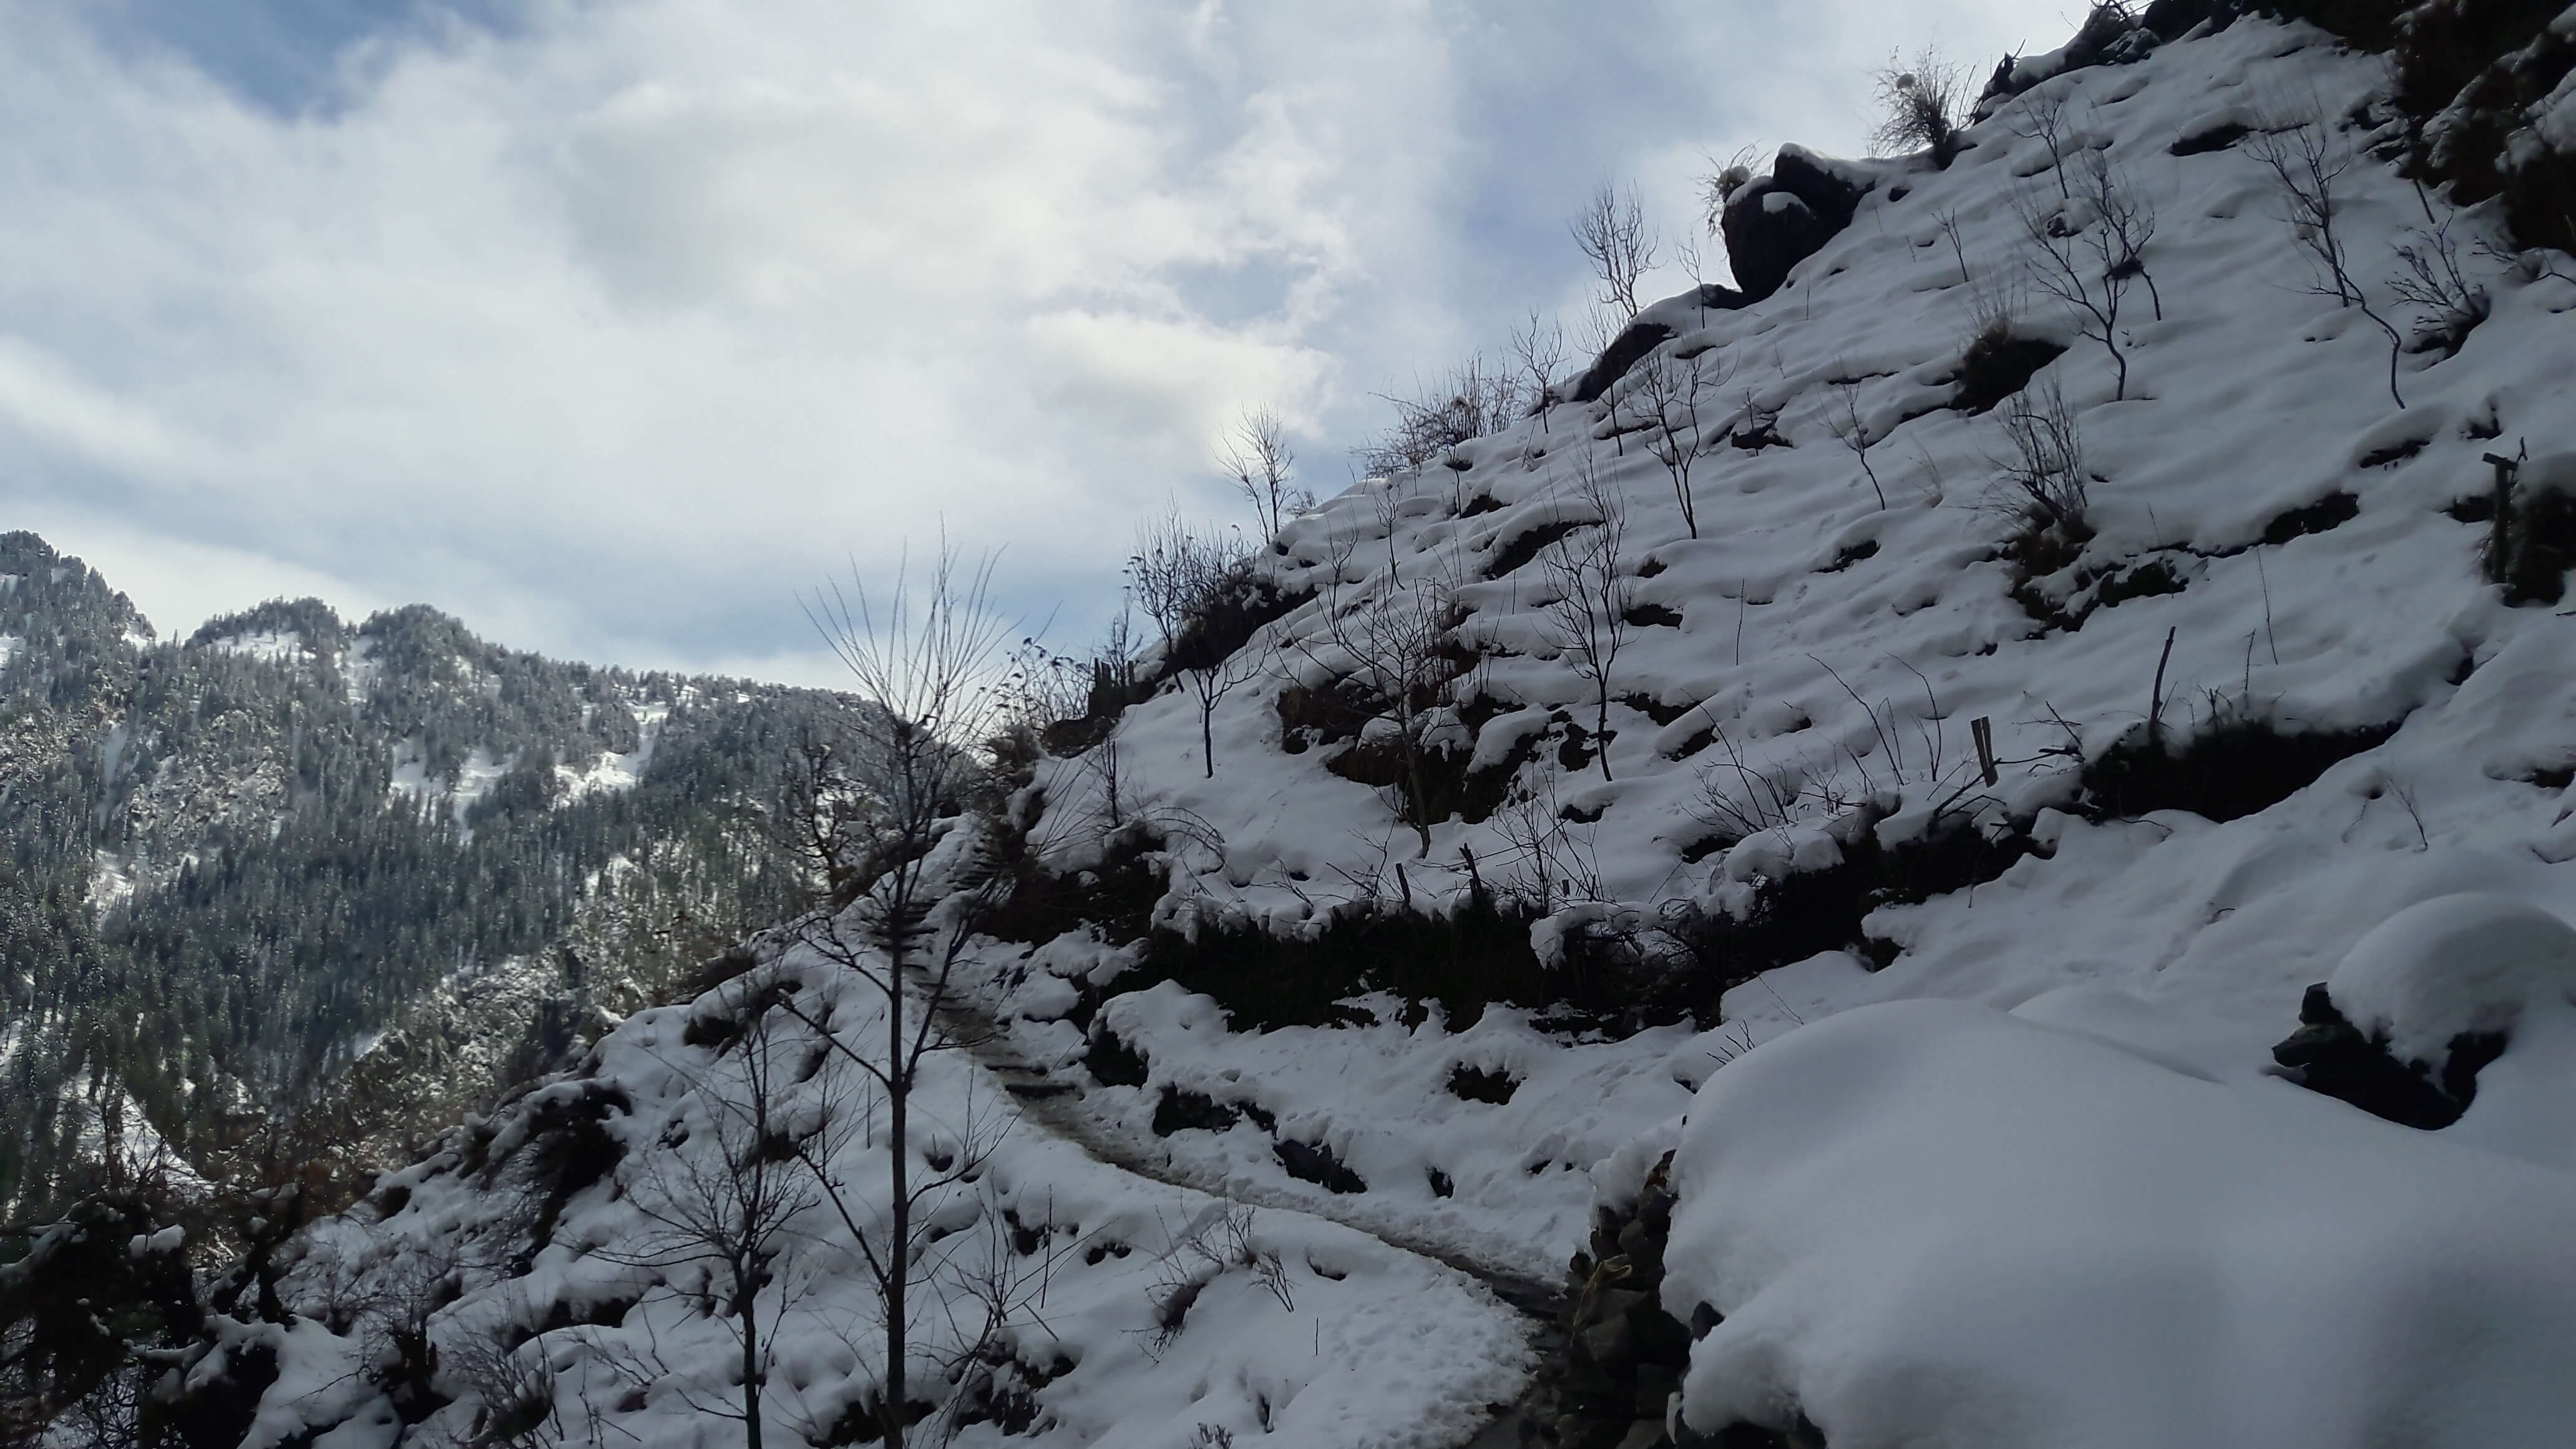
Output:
[
  {"xmin": 1595, "ymin": 690, "xmax": 1613, "ymax": 781},
  {"xmin": 1201, "ymin": 704, "xmax": 1215, "ymax": 779},
  {"xmin": 886, "ymin": 937, "xmax": 909, "ymax": 1449},
  {"xmin": 741, "ymin": 1274, "xmax": 764, "ymax": 1449},
  {"xmin": 1397, "ymin": 730, "xmax": 1433, "ymax": 858}
]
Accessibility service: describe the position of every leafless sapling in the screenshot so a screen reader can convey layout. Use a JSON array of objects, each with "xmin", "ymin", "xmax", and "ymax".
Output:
[
  {"xmin": 2079, "ymin": 147, "xmax": 2163, "ymax": 321},
  {"xmin": 1510, "ymin": 308, "xmax": 1568, "ymax": 434},
  {"xmin": 796, "ymin": 543, "xmax": 1017, "ymax": 1448},
  {"xmin": 2245, "ymin": 115, "xmax": 2408, "ymax": 406},
  {"xmin": 2389, "ymin": 213, "xmax": 2491, "ymax": 357},
  {"xmin": 1290, "ymin": 568, "xmax": 1468, "ymax": 856},
  {"xmin": 1627, "ymin": 349, "xmax": 1717, "ymax": 537},
  {"xmin": 2013, "ymin": 180, "xmax": 2136, "ymax": 399},
  {"xmin": 1828, "ymin": 380, "xmax": 1889, "ymax": 510},
  {"xmin": 1357, "ymin": 356, "xmax": 1521, "ymax": 481},
  {"xmin": 1220, "ymin": 409, "xmax": 1310, "ymax": 545},
  {"xmin": 1571, "ymin": 182, "xmax": 1661, "ymax": 319},
  {"xmin": 1935, "ymin": 205, "xmax": 1974, "ymax": 286},
  {"xmin": 609, "ymin": 985, "xmax": 827, "ymax": 1449},
  {"xmin": 1131, "ymin": 512, "xmax": 1263, "ymax": 778},
  {"xmin": 2006, "ymin": 85, "xmax": 2076, "ymax": 200},
  {"xmin": 1541, "ymin": 455, "xmax": 1633, "ymax": 781}
]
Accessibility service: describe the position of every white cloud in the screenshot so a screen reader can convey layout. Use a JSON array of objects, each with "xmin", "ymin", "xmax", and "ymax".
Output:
[{"xmin": 0, "ymin": 0, "xmax": 2077, "ymax": 672}]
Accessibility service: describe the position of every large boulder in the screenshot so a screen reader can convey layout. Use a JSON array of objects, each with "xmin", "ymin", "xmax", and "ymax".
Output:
[
  {"xmin": 2273, "ymin": 893, "xmax": 2576, "ymax": 1126},
  {"xmin": 1717, "ymin": 147, "xmax": 1873, "ymax": 302}
]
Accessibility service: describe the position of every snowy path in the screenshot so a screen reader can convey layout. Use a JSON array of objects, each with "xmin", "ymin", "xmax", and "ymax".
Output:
[{"xmin": 936, "ymin": 989, "xmax": 1566, "ymax": 1448}]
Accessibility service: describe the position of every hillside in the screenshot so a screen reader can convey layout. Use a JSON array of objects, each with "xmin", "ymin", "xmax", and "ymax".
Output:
[
  {"xmin": 9, "ymin": 2, "xmax": 2576, "ymax": 1448},
  {"xmin": 0, "ymin": 534, "xmax": 871, "ymax": 1217}
]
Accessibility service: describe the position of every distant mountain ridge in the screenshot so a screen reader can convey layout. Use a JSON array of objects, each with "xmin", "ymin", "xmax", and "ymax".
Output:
[{"xmin": 0, "ymin": 530, "xmax": 855, "ymax": 1216}]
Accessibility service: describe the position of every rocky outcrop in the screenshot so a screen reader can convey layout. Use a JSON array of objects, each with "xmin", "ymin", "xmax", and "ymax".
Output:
[
  {"xmin": 2271, "ymin": 982, "xmax": 2509, "ymax": 1128},
  {"xmin": 1527, "ymin": 1154, "xmax": 1818, "ymax": 1449},
  {"xmin": 1718, "ymin": 148, "xmax": 1873, "ymax": 303}
]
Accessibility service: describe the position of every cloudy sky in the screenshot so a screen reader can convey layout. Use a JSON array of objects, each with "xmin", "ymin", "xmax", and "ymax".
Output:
[{"xmin": 0, "ymin": 0, "xmax": 2078, "ymax": 684}]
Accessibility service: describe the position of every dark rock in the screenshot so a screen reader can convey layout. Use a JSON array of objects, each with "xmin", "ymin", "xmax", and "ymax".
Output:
[
  {"xmin": 1579, "ymin": 1312, "xmax": 1636, "ymax": 1370},
  {"xmin": 1951, "ymin": 329, "xmax": 2067, "ymax": 414},
  {"xmin": 1720, "ymin": 147, "xmax": 1873, "ymax": 302},
  {"xmin": 1151, "ymin": 1085, "xmax": 1242, "ymax": 1136},
  {"xmin": 1083, "ymin": 1027, "xmax": 1149, "ymax": 1088},
  {"xmin": 1571, "ymin": 321, "xmax": 1676, "ymax": 403},
  {"xmin": 1448, "ymin": 1062, "xmax": 1521, "ymax": 1104},
  {"xmin": 2170, "ymin": 120, "xmax": 2254, "ymax": 155},
  {"xmin": 2259, "ymin": 490, "xmax": 2359, "ymax": 545},
  {"xmin": 1274, "ymin": 1136, "xmax": 1368, "ymax": 1194},
  {"xmin": 2272, "ymin": 982, "xmax": 2509, "ymax": 1128}
]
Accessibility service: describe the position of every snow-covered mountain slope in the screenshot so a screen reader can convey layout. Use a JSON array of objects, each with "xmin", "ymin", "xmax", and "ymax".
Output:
[
  {"xmin": 0, "ymin": 539, "xmax": 869, "ymax": 1216},
  {"xmin": 937, "ymin": 10, "xmax": 2576, "ymax": 1445},
  {"xmin": 219, "ymin": 932, "xmax": 1533, "ymax": 1449},
  {"xmin": 69, "ymin": 7, "xmax": 2576, "ymax": 1449}
]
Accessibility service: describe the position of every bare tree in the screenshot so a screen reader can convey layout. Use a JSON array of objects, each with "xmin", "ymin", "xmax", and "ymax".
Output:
[
  {"xmin": 1131, "ymin": 510, "xmax": 1267, "ymax": 778},
  {"xmin": 1828, "ymin": 380, "xmax": 1889, "ymax": 510},
  {"xmin": 1129, "ymin": 508, "xmax": 1236, "ymax": 664},
  {"xmin": 1356, "ymin": 356, "xmax": 1523, "ymax": 480},
  {"xmin": 795, "ymin": 544, "xmax": 1017, "ymax": 1448},
  {"xmin": 1541, "ymin": 456, "xmax": 1633, "ymax": 781},
  {"xmin": 610, "ymin": 985, "xmax": 826, "ymax": 1449},
  {"xmin": 1626, "ymin": 349, "xmax": 1719, "ymax": 537},
  {"xmin": 1871, "ymin": 47, "xmax": 1970, "ymax": 167},
  {"xmin": 1935, "ymin": 205, "xmax": 1974, "ymax": 286},
  {"xmin": 2389, "ymin": 213, "xmax": 2491, "ymax": 357},
  {"xmin": 2005, "ymin": 86, "xmax": 2076, "ymax": 200},
  {"xmin": 2246, "ymin": 115, "xmax": 2408, "ymax": 406},
  {"xmin": 1989, "ymin": 374, "xmax": 2089, "ymax": 536},
  {"xmin": 2079, "ymin": 147, "xmax": 2163, "ymax": 321},
  {"xmin": 1290, "ymin": 568, "xmax": 1468, "ymax": 856},
  {"xmin": 1508, "ymin": 308, "xmax": 1568, "ymax": 433},
  {"xmin": 1571, "ymin": 183, "xmax": 1661, "ymax": 319},
  {"xmin": 1219, "ymin": 410, "xmax": 1309, "ymax": 546},
  {"xmin": 2013, "ymin": 180, "xmax": 2137, "ymax": 399},
  {"xmin": 1183, "ymin": 645, "xmax": 1261, "ymax": 782}
]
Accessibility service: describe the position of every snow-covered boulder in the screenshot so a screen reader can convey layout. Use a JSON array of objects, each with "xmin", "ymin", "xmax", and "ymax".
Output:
[
  {"xmin": 1718, "ymin": 147, "xmax": 1875, "ymax": 301},
  {"xmin": 2273, "ymin": 894, "xmax": 2576, "ymax": 1126},
  {"xmin": 1661, "ymin": 998, "xmax": 2576, "ymax": 1448},
  {"xmin": 2327, "ymin": 892, "xmax": 2576, "ymax": 1066}
]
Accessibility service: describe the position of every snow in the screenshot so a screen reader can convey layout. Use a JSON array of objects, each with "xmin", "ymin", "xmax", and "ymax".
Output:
[
  {"xmin": 387, "ymin": 743, "xmax": 508, "ymax": 828},
  {"xmin": 2325, "ymin": 892, "xmax": 2576, "ymax": 1068},
  {"xmin": 924, "ymin": 15, "xmax": 2576, "ymax": 1442},
  {"xmin": 1659, "ymin": 998, "xmax": 2576, "ymax": 1448},
  {"xmin": 205, "ymin": 629, "xmax": 305, "ymax": 663},
  {"xmin": 269, "ymin": 938, "xmax": 1532, "ymax": 1449},
  {"xmin": 554, "ymin": 700, "xmax": 665, "ymax": 799},
  {"xmin": 86, "ymin": 849, "xmax": 135, "ymax": 911},
  {"xmin": 221, "ymin": 12, "xmax": 2576, "ymax": 1447}
]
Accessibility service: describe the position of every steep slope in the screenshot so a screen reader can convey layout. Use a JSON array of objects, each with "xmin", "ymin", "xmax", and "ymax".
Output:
[
  {"xmin": 21, "ymin": 5, "xmax": 2576, "ymax": 1449},
  {"xmin": 0, "ymin": 534, "xmax": 862, "ymax": 1216}
]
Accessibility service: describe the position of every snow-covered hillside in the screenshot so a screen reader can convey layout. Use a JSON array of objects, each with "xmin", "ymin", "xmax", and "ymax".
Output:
[{"xmin": 47, "ymin": 6, "xmax": 2576, "ymax": 1449}]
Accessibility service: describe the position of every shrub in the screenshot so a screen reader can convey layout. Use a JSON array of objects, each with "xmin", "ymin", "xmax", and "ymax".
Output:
[{"xmin": 1872, "ymin": 47, "xmax": 1971, "ymax": 166}]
